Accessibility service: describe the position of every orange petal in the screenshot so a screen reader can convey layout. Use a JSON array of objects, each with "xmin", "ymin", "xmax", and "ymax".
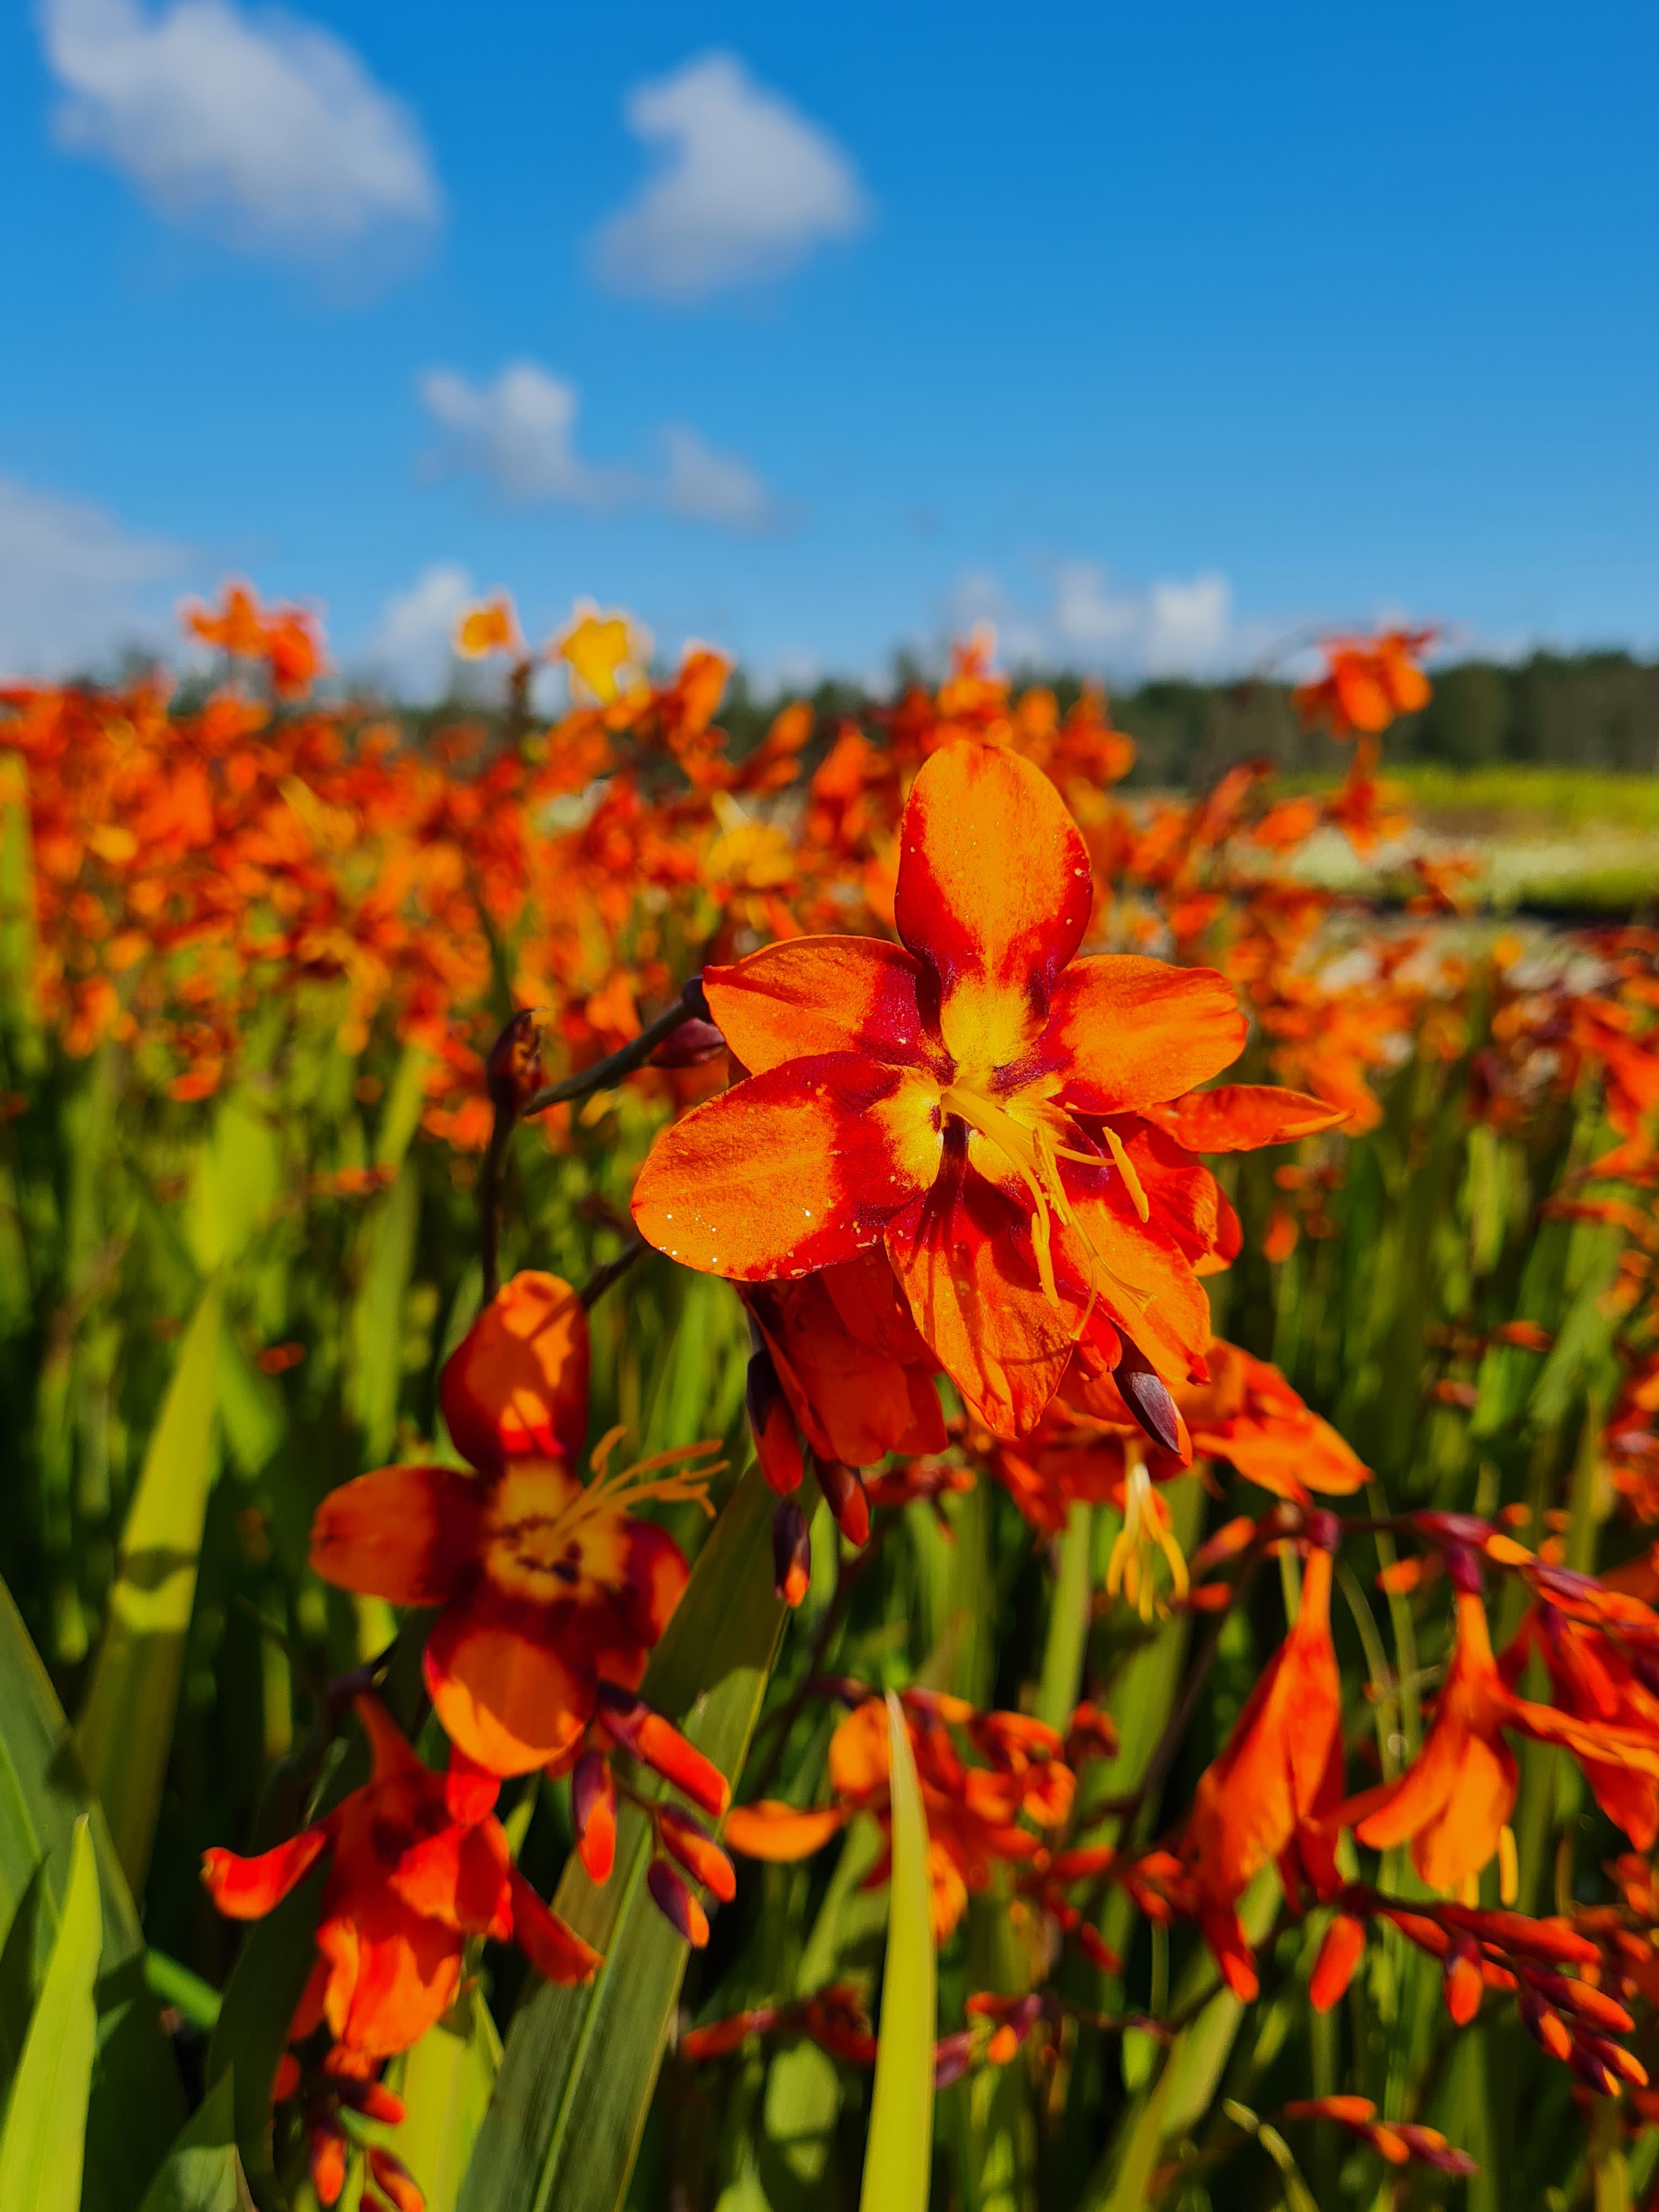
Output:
[
  {"xmin": 390, "ymin": 1818, "xmax": 512, "ymax": 1938},
  {"xmin": 202, "ymin": 1825, "xmax": 329, "ymax": 1919},
  {"xmin": 309, "ymin": 1465, "xmax": 479, "ymax": 1606},
  {"xmin": 1142, "ymin": 1085, "xmax": 1348, "ymax": 1152},
  {"xmin": 703, "ymin": 936, "xmax": 936, "ymax": 1076},
  {"xmin": 1041, "ymin": 957, "xmax": 1246, "ymax": 1118},
  {"xmin": 631, "ymin": 1054, "xmax": 940, "ymax": 1282},
  {"xmin": 886, "ymin": 1150, "xmax": 1076, "ymax": 1438},
  {"xmin": 894, "ymin": 743, "xmax": 1092, "ymax": 1071},
  {"xmin": 318, "ymin": 1901, "xmax": 461, "ymax": 2059},
  {"xmin": 424, "ymin": 1599, "xmax": 592, "ymax": 1777},
  {"xmin": 722, "ymin": 1802, "xmax": 848, "ymax": 1861},
  {"xmin": 441, "ymin": 1272, "xmax": 590, "ymax": 1471},
  {"xmin": 749, "ymin": 1273, "xmax": 946, "ymax": 1467},
  {"xmin": 508, "ymin": 1866, "xmax": 602, "ymax": 1984}
]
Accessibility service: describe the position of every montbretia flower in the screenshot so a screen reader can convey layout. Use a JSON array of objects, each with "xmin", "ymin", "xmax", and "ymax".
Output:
[
  {"xmin": 1292, "ymin": 628, "xmax": 1435, "ymax": 740},
  {"xmin": 202, "ymin": 1697, "xmax": 597, "ymax": 2069},
  {"xmin": 1343, "ymin": 1559, "xmax": 1659, "ymax": 1894},
  {"xmin": 725, "ymin": 1687, "xmax": 1074, "ymax": 1940},
  {"xmin": 633, "ymin": 742, "xmax": 1336, "ymax": 1436},
  {"xmin": 1184, "ymin": 1527, "xmax": 1342, "ymax": 1997},
  {"xmin": 311, "ymin": 1272, "xmax": 716, "ymax": 1776}
]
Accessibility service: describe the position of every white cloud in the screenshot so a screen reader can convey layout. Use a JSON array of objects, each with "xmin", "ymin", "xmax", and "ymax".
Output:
[
  {"xmin": 417, "ymin": 361, "xmax": 788, "ymax": 533},
  {"xmin": 417, "ymin": 363, "xmax": 630, "ymax": 507},
  {"xmin": 592, "ymin": 52, "xmax": 870, "ymax": 301},
  {"xmin": 360, "ymin": 561, "xmax": 475, "ymax": 699},
  {"xmin": 950, "ymin": 562, "xmax": 1272, "ymax": 680},
  {"xmin": 40, "ymin": 0, "xmax": 439, "ymax": 259},
  {"xmin": 0, "ymin": 476, "xmax": 187, "ymax": 675},
  {"xmin": 662, "ymin": 427, "xmax": 785, "ymax": 533}
]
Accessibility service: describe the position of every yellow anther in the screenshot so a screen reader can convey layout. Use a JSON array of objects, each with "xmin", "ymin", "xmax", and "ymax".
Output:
[
  {"xmin": 1101, "ymin": 1125, "xmax": 1150, "ymax": 1223},
  {"xmin": 1104, "ymin": 1453, "xmax": 1189, "ymax": 1622}
]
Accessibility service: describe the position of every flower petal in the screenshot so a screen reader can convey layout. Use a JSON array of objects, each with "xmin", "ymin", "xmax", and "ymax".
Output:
[
  {"xmin": 631, "ymin": 1054, "xmax": 941, "ymax": 1282},
  {"xmin": 319, "ymin": 1897, "xmax": 461, "ymax": 2058},
  {"xmin": 424, "ymin": 1596, "xmax": 593, "ymax": 1777},
  {"xmin": 441, "ymin": 1272, "xmax": 590, "ymax": 1471},
  {"xmin": 722, "ymin": 1802, "xmax": 848, "ymax": 1861},
  {"xmin": 894, "ymin": 742, "xmax": 1093, "ymax": 1070},
  {"xmin": 310, "ymin": 1466, "xmax": 480, "ymax": 1607},
  {"xmin": 1040, "ymin": 957, "xmax": 1247, "ymax": 1117},
  {"xmin": 202, "ymin": 1825, "xmax": 329, "ymax": 1919},
  {"xmin": 703, "ymin": 937, "xmax": 936, "ymax": 1076},
  {"xmin": 509, "ymin": 1866, "xmax": 603, "ymax": 1983},
  {"xmin": 886, "ymin": 1143, "xmax": 1076, "ymax": 1438},
  {"xmin": 1142, "ymin": 1084, "xmax": 1348, "ymax": 1152},
  {"xmin": 390, "ymin": 1818, "xmax": 512, "ymax": 1938},
  {"xmin": 748, "ymin": 1273, "xmax": 946, "ymax": 1467}
]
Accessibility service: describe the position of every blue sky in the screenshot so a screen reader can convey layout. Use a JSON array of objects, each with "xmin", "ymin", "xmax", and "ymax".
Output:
[{"xmin": 2, "ymin": 0, "xmax": 1656, "ymax": 691}]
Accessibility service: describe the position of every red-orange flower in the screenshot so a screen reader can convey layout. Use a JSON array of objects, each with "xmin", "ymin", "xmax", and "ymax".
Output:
[
  {"xmin": 633, "ymin": 742, "xmax": 1334, "ymax": 1436},
  {"xmin": 1184, "ymin": 1532, "xmax": 1342, "ymax": 1996},
  {"xmin": 311, "ymin": 1272, "xmax": 713, "ymax": 1776},
  {"xmin": 1293, "ymin": 629, "xmax": 1434, "ymax": 740},
  {"xmin": 725, "ymin": 1688, "xmax": 1074, "ymax": 1940},
  {"xmin": 1344, "ymin": 1567, "xmax": 1659, "ymax": 1892},
  {"xmin": 202, "ymin": 1696, "xmax": 597, "ymax": 2067}
]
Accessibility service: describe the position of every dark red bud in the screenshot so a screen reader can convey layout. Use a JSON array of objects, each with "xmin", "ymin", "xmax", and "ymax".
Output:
[
  {"xmin": 815, "ymin": 1456, "xmax": 870, "ymax": 1546},
  {"xmin": 650, "ymin": 1017, "xmax": 727, "ymax": 1068},
  {"xmin": 1115, "ymin": 1340, "xmax": 1182, "ymax": 1453},
  {"xmin": 486, "ymin": 1008, "xmax": 544, "ymax": 1116},
  {"xmin": 572, "ymin": 1751, "xmax": 617, "ymax": 1884},
  {"xmin": 648, "ymin": 1857, "xmax": 711, "ymax": 1946},
  {"xmin": 748, "ymin": 1349, "xmax": 805, "ymax": 1496},
  {"xmin": 772, "ymin": 1497, "xmax": 811, "ymax": 1606}
]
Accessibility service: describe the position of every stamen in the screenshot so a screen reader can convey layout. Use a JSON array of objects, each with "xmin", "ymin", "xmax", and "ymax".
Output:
[
  {"xmin": 1100, "ymin": 1125, "xmax": 1150, "ymax": 1223},
  {"xmin": 1498, "ymin": 1824, "xmax": 1519, "ymax": 1905},
  {"xmin": 939, "ymin": 1082, "xmax": 1149, "ymax": 1323},
  {"xmin": 1105, "ymin": 1452, "xmax": 1189, "ymax": 1622},
  {"xmin": 548, "ymin": 1434, "xmax": 725, "ymax": 1550}
]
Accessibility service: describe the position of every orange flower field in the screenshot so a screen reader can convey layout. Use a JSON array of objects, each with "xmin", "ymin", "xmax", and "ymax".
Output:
[{"xmin": 4, "ymin": 589, "xmax": 1659, "ymax": 2209}]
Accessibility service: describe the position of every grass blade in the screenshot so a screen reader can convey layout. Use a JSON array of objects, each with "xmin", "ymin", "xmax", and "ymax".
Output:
[
  {"xmin": 136, "ymin": 2070, "xmax": 255, "ymax": 2212},
  {"xmin": 76, "ymin": 1283, "xmax": 222, "ymax": 1895},
  {"xmin": 858, "ymin": 1691, "xmax": 935, "ymax": 2212},
  {"xmin": 0, "ymin": 1815, "xmax": 101, "ymax": 2210}
]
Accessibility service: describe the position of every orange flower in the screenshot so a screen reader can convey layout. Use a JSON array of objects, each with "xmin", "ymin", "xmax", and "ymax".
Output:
[
  {"xmin": 1184, "ymin": 1532, "xmax": 1342, "ymax": 1996},
  {"xmin": 632, "ymin": 743, "xmax": 1330, "ymax": 1436},
  {"xmin": 454, "ymin": 594, "xmax": 522, "ymax": 659},
  {"xmin": 1345, "ymin": 1566, "xmax": 1659, "ymax": 1892},
  {"xmin": 725, "ymin": 1688, "xmax": 1074, "ymax": 1940},
  {"xmin": 311, "ymin": 1272, "xmax": 714, "ymax": 1776},
  {"xmin": 1293, "ymin": 628, "xmax": 1435, "ymax": 740},
  {"xmin": 202, "ymin": 1696, "xmax": 597, "ymax": 2067}
]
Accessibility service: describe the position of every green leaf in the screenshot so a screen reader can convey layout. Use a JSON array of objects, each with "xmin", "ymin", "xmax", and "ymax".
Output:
[
  {"xmin": 1035, "ymin": 1501, "xmax": 1093, "ymax": 1733},
  {"xmin": 858, "ymin": 1692, "xmax": 935, "ymax": 2212},
  {"xmin": 137, "ymin": 2070, "xmax": 256, "ymax": 2212},
  {"xmin": 459, "ymin": 1463, "xmax": 787, "ymax": 2212},
  {"xmin": 76, "ymin": 1282, "xmax": 223, "ymax": 1895},
  {"xmin": 382, "ymin": 1987, "xmax": 500, "ymax": 2212},
  {"xmin": 205, "ymin": 1865, "xmax": 326, "ymax": 2212},
  {"xmin": 0, "ymin": 1816, "xmax": 101, "ymax": 2211},
  {"xmin": 0, "ymin": 1570, "xmax": 184, "ymax": 2212},
  {"xmin": 349, "ymin": 1160, "xmax": 420, "ymax": 1465}
]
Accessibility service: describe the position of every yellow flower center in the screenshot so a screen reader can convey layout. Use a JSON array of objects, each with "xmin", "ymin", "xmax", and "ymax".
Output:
[
  {"xmin": 484, "ymin": 1432, "xmax": 721, "ymax": 1602},
  {"xmin": 936, "ymin": 1076, "xmax": 1151, "ymax": 1317}
]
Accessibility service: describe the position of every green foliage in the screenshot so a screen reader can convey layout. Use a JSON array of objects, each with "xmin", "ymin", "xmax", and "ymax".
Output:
[{"xmin": 0, "ymin": 1819, "xmax": 102, "ymax": 2211}]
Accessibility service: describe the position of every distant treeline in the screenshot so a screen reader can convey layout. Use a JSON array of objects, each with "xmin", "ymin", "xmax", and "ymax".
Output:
[{"xmin": 721, "ymin": 650, "xmax": 1659, "ymax": 787}]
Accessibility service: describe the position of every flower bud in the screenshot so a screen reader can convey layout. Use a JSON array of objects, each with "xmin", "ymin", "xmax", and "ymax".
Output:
[
  {"xmin": 595, "ymin": 1685, "xmax": 730, "ymax": 1818},
  {"xmin": 815, "ymin": 1456, "xmax": 870, "ymax": 1546},
  {"xmin": 748, "ymin": 1350, "xmax": 804, "ymax": 1496},
  {"xmin": 659, "ymin": 1804, "xmax": 737, "ymax": 1902},
  {"xmin": 648, "ymin": 1857, "xmax": 711, "ymax": 1946},
  {"xmin": 1310, "ymin": 1913, "xmax": 1367, "ymax": 2013},
  {"xmin": 368, "ymin": 2148, "xmax": 426, "ymax": 2212},
  {"xmin": 486, "ymin": 1008, "xmax": 544, "ymax": 1117},
  {"xmin": 772, "ymin": 1497, "xmax": 811, "ymax": 1607},
  {"xmin": 573, "ymin": 1751, "xmax": 617, "ymax": 1884},
  {"xmin": 309, "ymin": 2118, "xmax": 348, "ymax": 2208}
]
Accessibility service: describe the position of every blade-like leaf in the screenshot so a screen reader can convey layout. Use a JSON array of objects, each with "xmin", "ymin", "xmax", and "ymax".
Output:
[
  {"xmin": 460, "ymin": 1463, "xmax": 787, "ymax": 2212},
  {"xmin": 382, "ymin": 1987, "xmax": 500, "ymax": 2212},
  {"xmin": 0, "ymin": 1816, "xmax": 101, "ymax": 2210},
  {"xmin": 205, "ymin": 1866, "xmax": 326, "ymax": 2212},
  {"xmin": 76, "ymin": 1283, "xmax": 222, "ymax": 1894},
  {"xmin": 137, "ymin": 2070, "xmax": 256, "ymax": 2212},
  {"xmin": 0, "ymin": 1571, "xmax": 184, "ymax": 2212},
  {"xmin": 858, "ymin": 1692, "xmax": 935, "ymax": 2212}
]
